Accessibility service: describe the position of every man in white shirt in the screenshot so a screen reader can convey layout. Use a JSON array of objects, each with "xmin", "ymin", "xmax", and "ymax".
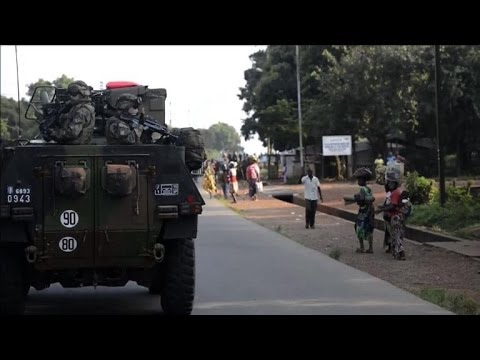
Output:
[{"xmin": 301, "ymin": 169, "xmax": 323, "ymax": 229}]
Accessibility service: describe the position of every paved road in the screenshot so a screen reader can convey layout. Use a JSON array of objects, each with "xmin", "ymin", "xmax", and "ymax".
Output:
[{"xmin": 25, "ymin": 196, "xmax": 450, "ymax": 315}]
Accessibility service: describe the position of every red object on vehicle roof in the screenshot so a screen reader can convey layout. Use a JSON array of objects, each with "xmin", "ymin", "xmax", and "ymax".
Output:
[{"xmin": 106, "ymin": 81, "xmax": 139, "ymax": 89}]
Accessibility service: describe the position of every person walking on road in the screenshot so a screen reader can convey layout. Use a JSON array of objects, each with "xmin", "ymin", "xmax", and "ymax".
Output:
[
  {"xmin": 246, "ymin": 156, "xmax": 261, "ymax": 201},
  {"xmin": 228, "ymin": 161, "xmax": 239, "ymax": 203},
  {"xmin": 301, "ymin": 168, "xmax": 323, "ymax": 229},
  {"xmin": 374, "ymin": 154, "xmax": 385, "ymax": 169},
  {"xmin": 202, "ymin": 161, "xmax": 217, "ymax": 199},
  {"xmin": 218, "ymin": 160, "xmax": 229, "ymax": 200}
]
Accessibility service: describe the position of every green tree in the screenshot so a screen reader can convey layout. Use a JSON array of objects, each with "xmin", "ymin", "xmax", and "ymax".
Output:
[
  {"xmin": 239, "ymin": 45, "xmax": 480, "ymax": 175},
  {"xmin": 239, "ymin": 45, "xmax": 347, "ymax": 152},
  {"xmin": 316, "ymin": 46, "xmax": 420, "ymax": 156},
  {"xmin": 207, "ymin": 122, "xmax": 242, "ymax": 153},
  {"xmin": 0, "ymin": 118, "xmax": 12, "ymax": 141},
  {"xmin": 239, "ymin": 46, "xmax": 299, "ymax": 151},
  {"xmin": 403, "ymin": 46, "xmax": 480, "ymax": 175},
  {"xmin": 1, "ymin": 95, "xmax": 35, "ymax": 139},
  {"xmin": 26, "ymin": 74, "xmax": 75, "ymax": 97},
  {"xmin": 27, "ymin": 78, "xmax": 52, "ymax": 97},
  {"xmin": 435, "ymin": 46, "xmax": 480, "ymax": 174},
  {"xmin": 53, "ymin": 74, "xmax": 75, "ymax": 89}
]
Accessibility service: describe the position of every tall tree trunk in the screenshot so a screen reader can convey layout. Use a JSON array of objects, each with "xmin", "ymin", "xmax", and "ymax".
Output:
[
  {"xmin": 267, "ymin": 138, "xmax": 271, "ymax": 179},
  {"xmin": 352, "ymin": 139, "xmax": 356, "ymax": 171},
  {"xmin": 456, "ymin": 139, "xmax": 462, "ymax": 177}
]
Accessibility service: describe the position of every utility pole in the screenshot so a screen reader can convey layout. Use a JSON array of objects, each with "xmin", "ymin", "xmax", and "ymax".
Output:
[
  {"xmin": 15, "ymin": 45, "xmax": 22, "ymax": 139},
  {"xmin": 296, "ymin": 45, "xmax": 304, "ymax": 171},
  {"xmin": 434, "ymin": 45, "xmax": 446, "ymax": 206}
]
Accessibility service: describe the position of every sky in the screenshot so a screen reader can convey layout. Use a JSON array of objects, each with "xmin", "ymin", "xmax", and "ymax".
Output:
[{"xmin": 0, "ymin": 45, "xmax": 267, "ymax": 155}]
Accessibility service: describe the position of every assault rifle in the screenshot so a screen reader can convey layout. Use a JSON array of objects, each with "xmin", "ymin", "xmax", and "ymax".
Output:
[
  {"xmin": 118, "ymin": 113, "xmax": 178, "ymax": 145},
  {"xmin": 38, "ymin": 88, "xmax": 71, "ymax": 141}
]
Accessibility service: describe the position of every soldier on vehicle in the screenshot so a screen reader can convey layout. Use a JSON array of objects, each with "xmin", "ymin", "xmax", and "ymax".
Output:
[
  {"xmin": 106, "ymin": 93, "xmax": 143, "ymax": 145},
  {"xmin": 46, "ymin": 80, "xmax": 96, "ymax": 145}
]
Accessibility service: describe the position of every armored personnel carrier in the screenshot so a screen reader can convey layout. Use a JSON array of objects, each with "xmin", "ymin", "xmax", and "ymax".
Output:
[{"xmin": 0, "ymin": 81, "xmax": 205, "ymax": 315}]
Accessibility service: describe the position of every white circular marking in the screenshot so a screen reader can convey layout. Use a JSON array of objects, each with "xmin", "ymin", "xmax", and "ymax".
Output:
[
  {"xmin": 60, "ymin": 210, "xmax": 79, "ymax": 228},
  {"xmin": 59, "ymin": 237, "xmax": 77, "ymax": 252}
]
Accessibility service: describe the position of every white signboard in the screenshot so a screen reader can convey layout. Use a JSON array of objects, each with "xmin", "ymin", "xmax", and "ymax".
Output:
[{"xmin": 322, "ymin": 136, "xmax": 352, "ymax": 156}]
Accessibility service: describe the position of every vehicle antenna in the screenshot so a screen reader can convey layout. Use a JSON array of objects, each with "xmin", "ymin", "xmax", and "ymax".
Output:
[{"xmin": 15, "ymin": 45, "xmax": 22, "ymax": 139}]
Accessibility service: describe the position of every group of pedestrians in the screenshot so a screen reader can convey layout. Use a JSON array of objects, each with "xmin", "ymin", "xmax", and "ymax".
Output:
[
  {"xmin": 349, "ymin": 167, "xmax": 411, "ymax": 260},
  {"xmin": 203, "ymin": 155, "xmax": 262, "ymax": 203},
  {"xmin": 301, "ymin": 166, "xmax": 411, "ymax": 261}
]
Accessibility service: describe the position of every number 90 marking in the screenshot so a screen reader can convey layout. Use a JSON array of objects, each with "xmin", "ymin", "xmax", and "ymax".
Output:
[{"xmin": 60, "ymin": 210, "xmax": 79, "ymax": 228}]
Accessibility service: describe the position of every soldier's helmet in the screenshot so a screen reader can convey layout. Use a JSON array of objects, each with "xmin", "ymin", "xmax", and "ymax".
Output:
[
  {"xmin": 67, "ymin": 80, "xmax": 92, "ymax": 98},
  {"xmin": 353, "ymin": 167, "xmax": 373, "ymax": 180},
  {"xmin": 116, "ymin": 93, "xmax": 142, "ymax": 112}
]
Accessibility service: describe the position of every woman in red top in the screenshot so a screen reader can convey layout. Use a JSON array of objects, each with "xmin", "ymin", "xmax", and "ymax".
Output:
[
  {"xmin": 246, "ymin": 156, "xmax": 261, "ymax": 201},
  {"xmin": 376, "ymin": 171, "xmax": 406, "ymax": 260},
  {"xmin": 228, "ymin": 161, "xmax": 239, "ymax": 203}
]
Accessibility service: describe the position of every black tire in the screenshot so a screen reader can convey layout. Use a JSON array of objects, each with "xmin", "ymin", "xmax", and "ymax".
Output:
[
  {"xmin": 0, "ymin": 248, "xmax": 26, "ymax": 315},
  {"xmin": 160, "ymin": 238, "xmax": 195, "ymax": 315}
]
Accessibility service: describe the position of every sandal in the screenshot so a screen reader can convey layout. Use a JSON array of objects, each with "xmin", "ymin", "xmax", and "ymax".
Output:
[
  {"xmin": 366, "ymin": 249, "xmax": 373, "ymax": 253},
  {"xmin": 355, "ymin": 248, "xmax": 365, "ymax": 253}
]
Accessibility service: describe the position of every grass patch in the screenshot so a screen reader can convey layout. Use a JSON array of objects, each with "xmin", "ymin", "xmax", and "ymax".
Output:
[
  {"xmin": 408, "ymin": 201, "xmax": 480, "ymax": 238},
  {"xmin": 416, "ymin": 288, "xmax": 480, "ymax": 315},
  {"xmin": 405, "ymin": 175, "xmax": 480, "ymax": 239},
  {"xmin": 329, "ymin": 248, "xmax": 342, "ymax": 260}
]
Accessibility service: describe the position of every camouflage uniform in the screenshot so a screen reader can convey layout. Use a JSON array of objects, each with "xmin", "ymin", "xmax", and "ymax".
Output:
[
  {"xmin": 106, "ymin": 93, "xmax": 142, "ymax": 145},
  {"xmin": 48, "ymin": 81, "xmax": 95, "ymax": 145}
]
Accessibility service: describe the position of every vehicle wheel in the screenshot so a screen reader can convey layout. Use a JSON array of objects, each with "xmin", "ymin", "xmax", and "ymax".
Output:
[
  {"xmin": 0, "ymin": 247, "xmax": 26, "ymax": 315},
  {"xmin": 160, "ymin": 238, "xmax": 195, "ymax": 315}
]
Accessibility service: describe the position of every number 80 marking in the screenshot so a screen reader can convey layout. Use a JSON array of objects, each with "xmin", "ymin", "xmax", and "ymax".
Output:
[{"xmin": 59, "ymin": 237, "xmax": 77, "ymax": 252}]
